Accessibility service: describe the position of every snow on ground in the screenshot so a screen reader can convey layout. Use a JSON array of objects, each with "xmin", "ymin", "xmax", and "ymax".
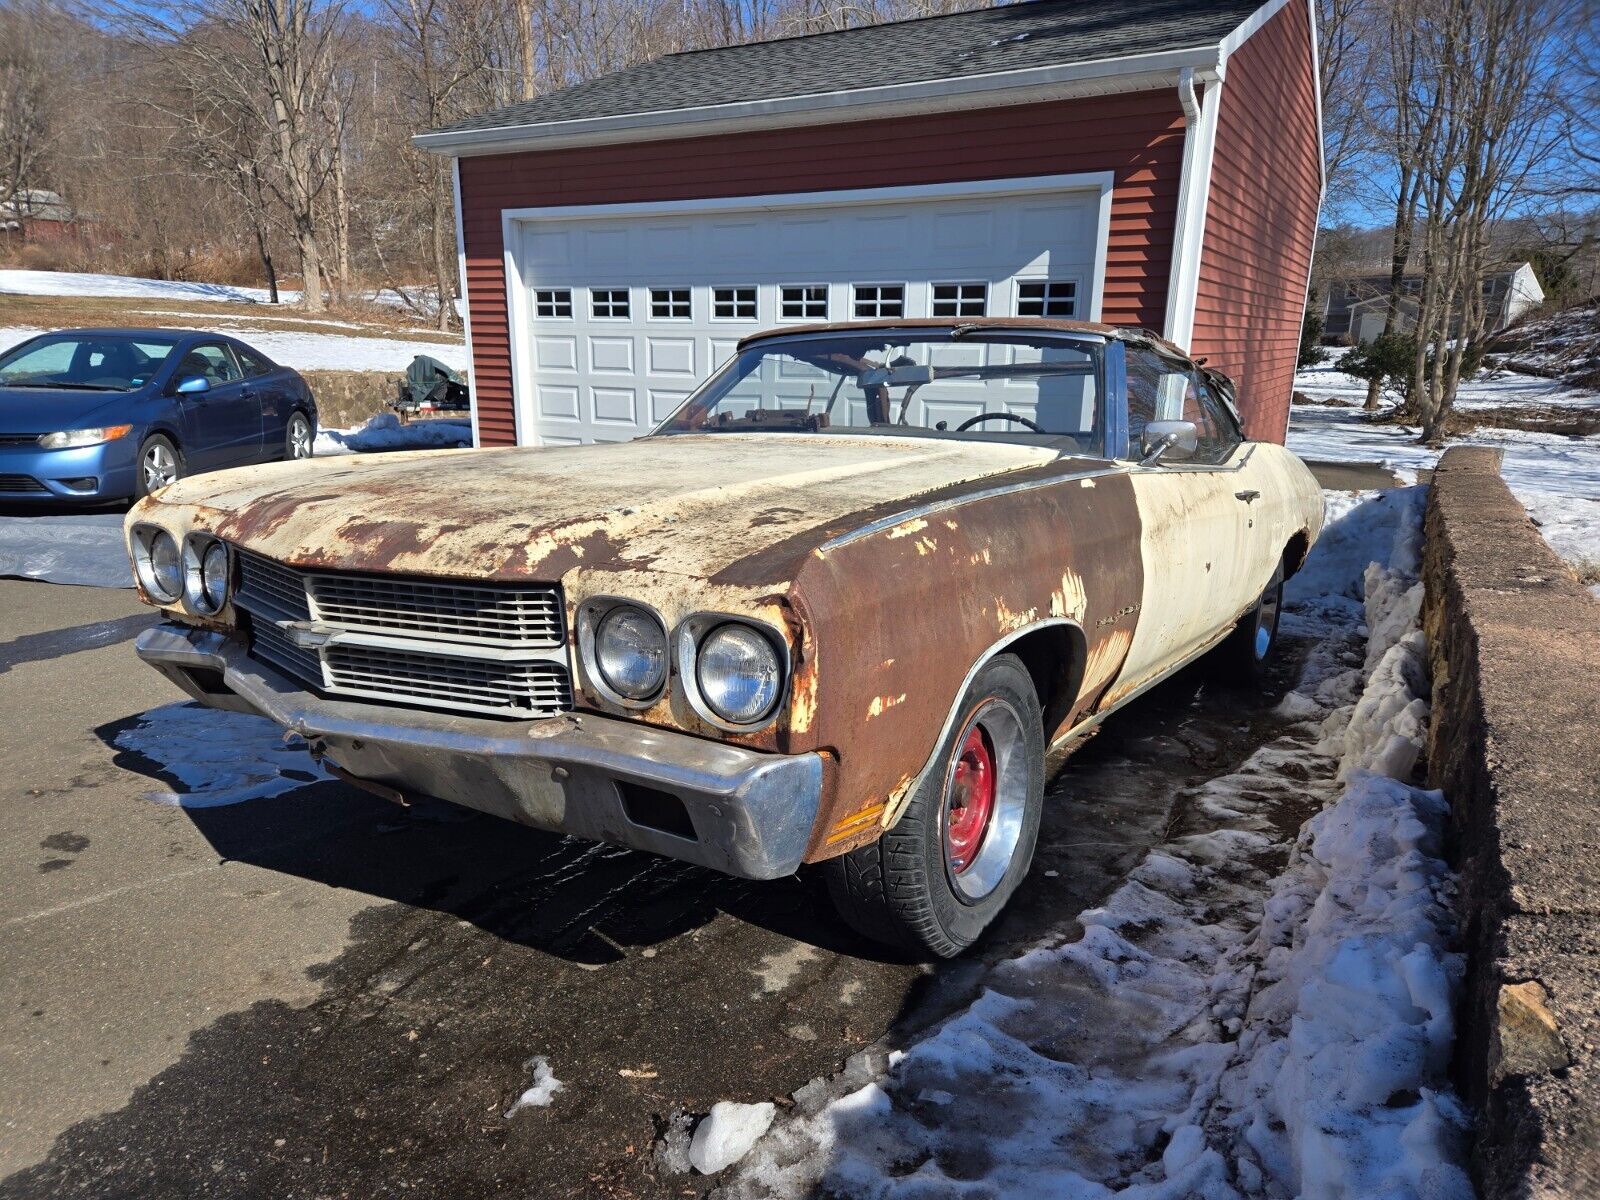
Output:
[
  {"xmin": 0, "ymin": 512, "xmax": 130, "ymax": 587},
  {"xmin": 113, "ymin": 704, "xmax": 329, "ymax": 807},
  {"xmin": 720, "ymin": 487, "xmax": 1472, "ymax": 1199},
  {"xmin": 315, "ymin": 412, "xmax": 473, "ymax": 456},
  {"xmin": 0, "ymin": 268, "xmax": 303, "ymax": 305},
  {"xmin": 1291, "ymin": 365, "xmax": 1600, "ymax": 590},
  {"xmin": 691, "ymin": 1103, "xmax": 778, "ymax": 1174},
  {"xmin": 504, "ymin": 1057, "xmax": 565, "ymax": 1116}
]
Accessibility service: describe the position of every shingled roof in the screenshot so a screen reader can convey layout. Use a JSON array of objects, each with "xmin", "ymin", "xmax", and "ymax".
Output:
[{"xmin": 424, "ymin": 0, "xmax": 1265, "ymax": 144}]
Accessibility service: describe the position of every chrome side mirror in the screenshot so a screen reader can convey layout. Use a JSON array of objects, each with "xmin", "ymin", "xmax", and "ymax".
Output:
[
  {"xmin": 175, "ymin": 375, "xmax": 210, "ymax": 396},
  {"xmin": 1139, "ymin": 420, "xmax": 1199, "ymax": 466}
]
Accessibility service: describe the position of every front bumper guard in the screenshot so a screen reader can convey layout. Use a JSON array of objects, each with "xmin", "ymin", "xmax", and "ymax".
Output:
[{"xmin": 135, "ymin": 624, "xmax": 823, "ymax": 879}]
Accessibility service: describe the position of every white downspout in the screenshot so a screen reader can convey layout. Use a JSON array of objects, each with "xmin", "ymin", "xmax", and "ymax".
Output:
[{"xmin": 1163, "ymin": 66, "xmax": 1224, "ymax": 351}]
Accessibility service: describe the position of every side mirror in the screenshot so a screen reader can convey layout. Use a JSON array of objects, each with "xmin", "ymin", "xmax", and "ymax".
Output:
[
  {"xmin": 1139, "ymin": 420, "xmax": 1199, "ymax": 466},
  {"xmin": 175, "ymin": 375, "xmax": 210, "ymax": 396}
]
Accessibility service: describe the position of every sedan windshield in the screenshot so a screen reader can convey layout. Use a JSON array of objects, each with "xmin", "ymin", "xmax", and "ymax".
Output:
[
  {"xmin": 0, "ymin": 334, "xmax": 179, "ymax": 392},
  {"xmin": 655, "ymin": 330, "xmax": 1105, "ymax": 455}
]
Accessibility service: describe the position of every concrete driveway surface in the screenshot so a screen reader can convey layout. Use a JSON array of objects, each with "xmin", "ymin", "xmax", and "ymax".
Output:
[{"xmin": 0, "ymin": 574, "xmax": 1320, "ymax": 1198}]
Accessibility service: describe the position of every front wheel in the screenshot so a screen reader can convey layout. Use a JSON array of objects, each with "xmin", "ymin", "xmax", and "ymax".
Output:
[
  {"xmin": 823, "ymin": 653, "xmax": 1044, "ymax": 958},
  {"xmin": 1211, "ymin": 557, "xmax": 1286, "ymax": 688},
  {"xmin": 136, "ymin": 434, "xmax": 182, "ymax": 498}
]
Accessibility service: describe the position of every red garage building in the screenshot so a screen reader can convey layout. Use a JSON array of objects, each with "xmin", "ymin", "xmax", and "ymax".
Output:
[{"xmin": 417, "ymin": 0, "xmax": 1323, "ymax": 448}]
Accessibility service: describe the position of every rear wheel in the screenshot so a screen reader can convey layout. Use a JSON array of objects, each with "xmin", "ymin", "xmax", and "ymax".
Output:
[
  {"xmin": 824, "ymin": 653, "xmax": 1044, "ymax": 958},
  {"xmin": 285, "ymin": 411, "xmax": 314, "ymax": 460},
  {"xmin": 136, "ymin": 435, "xmax": 182, "ymax": 498},
  {"xmin": 1212, "ymin": 557, "xmax": 1286, "ymax": 688}
]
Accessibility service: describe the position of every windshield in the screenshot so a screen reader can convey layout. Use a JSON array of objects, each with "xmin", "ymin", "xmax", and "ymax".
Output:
[
  {"xmin": 655, "ymin": 330, "xmax": 1105, "ymax": 455},
  {"xmin": 0, "ymin": 335, "xmax": 179, "ymax": 392}
]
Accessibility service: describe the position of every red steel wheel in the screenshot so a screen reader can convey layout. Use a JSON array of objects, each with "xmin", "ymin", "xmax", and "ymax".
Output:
[{"xmin": 944, "ymin": 724, "xmax": 996, "ymax": 875}]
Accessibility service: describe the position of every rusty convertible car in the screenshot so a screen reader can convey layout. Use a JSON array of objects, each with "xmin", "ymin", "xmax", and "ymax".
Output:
[{"xmin": 126, "ymin": 319, "xmax": 1322, "ymax": 956}]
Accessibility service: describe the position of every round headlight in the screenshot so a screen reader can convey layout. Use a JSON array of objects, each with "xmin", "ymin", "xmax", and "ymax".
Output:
[
  {"xmin": 594, "ymin": 605, "xmax": 667, "ymax": 701},
  {"xmin": 201, "ymin": 541, "xmax": 230, "ymax": 610},
  {"xmin": 143, "ymin": 530, "xmax": 182, "ymax": 602},
  {"xmin": 696, "ymin": 623, "xmax": 783, "ymax": 725}
]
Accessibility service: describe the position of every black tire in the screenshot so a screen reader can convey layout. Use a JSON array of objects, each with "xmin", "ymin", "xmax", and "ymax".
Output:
[
  {"xmin": 1211, "ymin": 556, "xmax": 1287, "ymax": 688},
  {"xmin": 135, "ymin": 434, "xmax": 183, "ymax": 499},
  {"xmin": 823, "ymin": 653, "xmax": 1045, "ymax": 958},
  {"xmin": 285, "ymin": 410, "xmax": 314, "ymax": 461}
]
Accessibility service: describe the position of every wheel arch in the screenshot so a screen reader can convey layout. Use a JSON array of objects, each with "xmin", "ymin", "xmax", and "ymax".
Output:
[{"xmin": 1283, "ymin": 527, "xmax": 1313, "ymax": 579}]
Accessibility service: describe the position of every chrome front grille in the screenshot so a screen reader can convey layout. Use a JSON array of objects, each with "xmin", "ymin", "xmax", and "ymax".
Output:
[
  {"xmin": 324, "ymin": 645, "xmax": 572, "ymax": 714},
  {"xmin": 308, "ymin": 574, "xmax": 563, "ymax": 648},
  {"xmin": 230, "ymin": 547, "xmax": 570, "ymax": 719}
]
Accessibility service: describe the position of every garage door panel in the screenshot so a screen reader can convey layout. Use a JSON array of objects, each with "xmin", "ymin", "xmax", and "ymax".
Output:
[{"xmin": 517, "ymin": 185, "xmax": 1102, "ymax": 445}]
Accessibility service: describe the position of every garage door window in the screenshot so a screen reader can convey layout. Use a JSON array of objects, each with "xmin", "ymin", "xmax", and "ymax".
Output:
[
  {"xmin": 854, "ymin": 284, "xmax": 905, "ymax": 318},
  {"xmin": 535, "ymin": 289, "xmax": 572, "ymax": 318},
  {"xmin": 781, "ymin": 285, "xmax": 828, "ymax": 320},
  {"xmin": 932, "ymin": 282, "xmax": 988, "ymax": 318},
  {"xmin": 650, "ymin": 288, "xmax": 691, "ymax": 320},
  {"xmin": 713, "ymin": 286, "xmax": 757, "ymax": 320},
  {"xmin": 1017, "ymin": 280, "xmax": 1078, "ymax": 317},
  {"xmin": 591, "ymin": 288, "xmax": 630, "ymax": 319}
]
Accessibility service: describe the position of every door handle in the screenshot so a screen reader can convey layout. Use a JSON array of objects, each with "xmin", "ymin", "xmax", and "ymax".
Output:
[{"xmin": 1235, "ymin": 490, "xmax": 1260, "ymax": 504}]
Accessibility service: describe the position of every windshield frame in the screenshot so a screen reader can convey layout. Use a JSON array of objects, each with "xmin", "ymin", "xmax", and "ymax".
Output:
[
  {"xmin": 650, "ymin": 327, "xmax": 1111, "ymax": 456},
  {"xmin": 0, "ymin": 332, "xmax": 183, "ymax": 394}
]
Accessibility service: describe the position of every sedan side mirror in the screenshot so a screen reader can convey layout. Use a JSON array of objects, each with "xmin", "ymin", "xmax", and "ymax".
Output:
[
  {"xmin": 1139, "ymin": 420, "xmax": 1199, "ymax": 466},
  {"xmin": 175, "ymin": 375, "xmax": 210, "ymax": 396}
]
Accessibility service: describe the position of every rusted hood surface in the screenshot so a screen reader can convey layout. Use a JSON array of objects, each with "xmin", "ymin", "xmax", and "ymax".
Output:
[{"xmin": 148, "ymin": 433, "xmax": 1069, "ymax": 582}]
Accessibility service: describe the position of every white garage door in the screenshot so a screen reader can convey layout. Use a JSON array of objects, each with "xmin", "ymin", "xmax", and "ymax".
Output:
[{"xmin": 506, "ymin": 176, "xmax": 1111, "ymax": 445}]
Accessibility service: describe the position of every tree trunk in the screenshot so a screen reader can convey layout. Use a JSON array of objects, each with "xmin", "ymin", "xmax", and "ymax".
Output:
[
  {"xmin": 430, "ymin": 163, "xmax": 454, "ymax": 333},
  {"xmin": 516, "ymin": 0, "xmax": 537, "ymax": 99}
]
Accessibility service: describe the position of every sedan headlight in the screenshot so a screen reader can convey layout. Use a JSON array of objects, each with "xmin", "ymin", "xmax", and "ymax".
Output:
[
  {"xmin": 38, "ymin": 425, "xmax": 132, "ymax": 450},
  {"xmin": 695, "ymin": 623, "xmax": 783, "ymax": 726},
  {"xmin": 593, "ymin": 604, "xmax": 668, "ymax": 702},
  {"xmin": 182, "ymin": 536, "xmax": 231, "ymax": 614},
  {"xmin": 132, "ymin": 527, "xmax": 183, "ymax": 603}
]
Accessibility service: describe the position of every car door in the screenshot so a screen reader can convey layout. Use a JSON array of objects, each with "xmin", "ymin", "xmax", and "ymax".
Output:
[
  {"xmin": 232, "ymin": 342, "xmax": 286, "ymax": 459},
  {"xmin": 1112, "ymin": 345, "xmax": 1263, "ymax": 696},
  {"xmin": 172, "ymin": 342, "xmax": 261, "ymax": 471}
]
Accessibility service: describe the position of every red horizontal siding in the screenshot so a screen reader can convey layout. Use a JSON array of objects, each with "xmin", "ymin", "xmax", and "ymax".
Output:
[
  {"xmin": 1189, "ymin": 0, "xmax": 1322, "ymax": 444},
  {"xmin": 458, "ymin": 91, "xmax": 1187, "ymax": 446}
]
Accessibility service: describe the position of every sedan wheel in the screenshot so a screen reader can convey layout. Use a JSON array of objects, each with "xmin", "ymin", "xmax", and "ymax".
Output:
[
  {"xmin": 286, "ymin": 412, "xmax": 313, "ymax": 460},
  {"xmin": 1212, "ymin": 556, "xmax": 1287, "ymax": 688},
  {"xmin": 824, "ymin": 653, "xmax": 1044, "ymax": 958},
  {"xmin": 137, "ymin": 435, "xmax": 182, "ymax": 498}
]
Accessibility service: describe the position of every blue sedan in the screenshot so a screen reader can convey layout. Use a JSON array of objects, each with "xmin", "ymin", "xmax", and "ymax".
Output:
[{"xmin": 0, "ymin": 328, "xmax": 318, "ymax": 504}]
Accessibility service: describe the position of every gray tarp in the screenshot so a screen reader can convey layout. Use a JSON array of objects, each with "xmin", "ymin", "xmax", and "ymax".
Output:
[{"xmin": 0, "ymin": 513, "xmax": 132, "ymax": 588}]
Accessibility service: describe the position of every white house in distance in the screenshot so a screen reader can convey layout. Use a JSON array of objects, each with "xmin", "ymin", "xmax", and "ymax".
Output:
[{"xmin": 1324, "ymin": 262, "xmax": 1546, "ymax": 344}]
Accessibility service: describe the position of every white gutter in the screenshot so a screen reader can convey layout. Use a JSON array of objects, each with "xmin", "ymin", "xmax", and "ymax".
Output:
[{"xmin": 415, "ymin": 45, "xmax": 1224, "ymax": 157}]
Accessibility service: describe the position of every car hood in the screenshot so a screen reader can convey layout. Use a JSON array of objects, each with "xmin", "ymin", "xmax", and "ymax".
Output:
[
  {"xmin": 149, "ymin": 433, "xmax": 1092, "ymax": 586},
  {"xmin": 0, "ymin": 387, "xmax": 128, "ymax": 434}
]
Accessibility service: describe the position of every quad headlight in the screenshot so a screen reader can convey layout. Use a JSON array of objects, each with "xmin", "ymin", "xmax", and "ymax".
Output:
[
  {"xmin": 591, "ymin": 603, "xmax": 668, "ymax": 703},
  {"xmin": 132, "ymin": 527, "xmax": 183, "ymax": 603},
  {"xmin": 182, "ymin": 535, "xmax": 231, "ymax": 615},
  {"xmin": 694, "ymin": 622, "xmax": 784, "ymax": 726}
]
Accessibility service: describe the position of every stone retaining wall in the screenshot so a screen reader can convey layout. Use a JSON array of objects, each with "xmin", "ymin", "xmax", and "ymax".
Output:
[
  {"xmin": 1423, "ymin": 445, "xmax": 1600, "ymax": 1197},
  {"xmin": 301, "ymin": 370, "xmax": 396, "ymax": 430}
]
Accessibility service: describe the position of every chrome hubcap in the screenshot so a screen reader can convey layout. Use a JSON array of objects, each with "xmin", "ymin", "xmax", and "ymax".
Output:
[
  {"xmin": 289, "ymin": 416, "xmax": 312, "ymax": 459},
  {"xmin": 942, "ymin": 697, "xmax": 1028, "ymax": 902},
  {"xmin": 143, "ymin": 444, "xmax": 177, "ymax": 490}
]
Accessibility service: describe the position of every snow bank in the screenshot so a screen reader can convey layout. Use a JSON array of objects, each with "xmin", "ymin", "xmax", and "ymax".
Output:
[
  {"xmin": 691, "ymin": 1102, "xmax": 778, "ymax": 1174},
  {"xmin": 504, "ymin": 1057, "xmax": 564, "ymax": 1115},
  {"xmin": 113, "ymin": 703, "xmax": 329, "ymax": 807},
  {"xmin": 314, "ymin": 413, "xmax": 473, "ymax": 456},
  {"xmin": 721, "ymin": 488, "xmax": 1469, "ymax": 1200}
]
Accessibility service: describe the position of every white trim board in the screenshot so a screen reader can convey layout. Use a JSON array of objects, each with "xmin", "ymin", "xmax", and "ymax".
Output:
[{"xmin": 451, "ymin": 156, "xmax": 485, "ymax": 449}]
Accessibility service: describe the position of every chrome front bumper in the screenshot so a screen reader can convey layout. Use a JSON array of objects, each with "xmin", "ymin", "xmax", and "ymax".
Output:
[{"xmin": 136, "ymin": 624, "xmax": 823, "ymax": 879}]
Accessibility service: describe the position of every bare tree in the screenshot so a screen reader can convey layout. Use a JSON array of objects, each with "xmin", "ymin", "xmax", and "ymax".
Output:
[{"xmin": 0, "ymin": 1, "xmax": 51, "ymax": 216}]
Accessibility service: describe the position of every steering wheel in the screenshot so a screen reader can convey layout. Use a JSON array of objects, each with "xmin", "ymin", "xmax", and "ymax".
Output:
[{"xmin": 956, "ymin": 411, "xmax": 1046, "ymax": 434}]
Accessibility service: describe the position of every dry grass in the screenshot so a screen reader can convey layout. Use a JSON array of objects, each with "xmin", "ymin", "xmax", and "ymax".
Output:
[
  {"xmin": 0, "ymin": 291, "xmax": 462, "ymax": 344},
  {"xmin": 1572, "ymin": 557, "xmax": 1600, "ymax": 588}
]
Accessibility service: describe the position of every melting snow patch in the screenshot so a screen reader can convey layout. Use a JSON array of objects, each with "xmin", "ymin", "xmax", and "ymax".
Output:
[
  {"xmin": 114, "ymin": 704, "xmax": 328, "ymax": 807},
  {"xmin": 504, "ymin": 1056, "xmax": 564, "ymax": 1115},
  {"xmin": 720, "ymin": 486, "xmax": 1470, "ymax": 1199},
  {"xmin": 691, "ymin": 1102, "xmax": 777, "ymax": 1175},
  {"xmin": 315, "ymin": 412, "xmax": 473, "ymax": 456}
]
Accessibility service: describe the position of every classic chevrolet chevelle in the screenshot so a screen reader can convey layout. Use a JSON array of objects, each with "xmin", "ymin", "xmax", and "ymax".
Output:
[{"xmin": 126, "ymin": 319, "xmax": 1322, "ymax": 956}]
